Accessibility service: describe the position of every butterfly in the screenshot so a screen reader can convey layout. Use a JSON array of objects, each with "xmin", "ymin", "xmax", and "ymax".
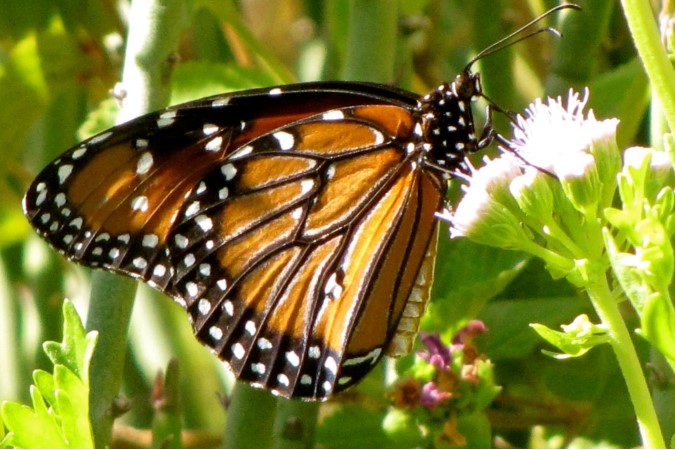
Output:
[
  {"xmin": 22, "ymin": 73, "xmax": 487, "ymax": 399},
  {"xmin": 23, "ymin": 3, "xmax": 577, "ymax": 399}
]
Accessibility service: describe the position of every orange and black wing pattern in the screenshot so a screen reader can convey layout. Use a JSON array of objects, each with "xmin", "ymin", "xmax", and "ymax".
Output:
[{"xmin": 23, "ymin": 78, "xmax": 482, "ymax": 399}]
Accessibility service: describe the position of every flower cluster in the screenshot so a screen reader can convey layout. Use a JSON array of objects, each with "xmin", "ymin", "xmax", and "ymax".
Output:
[
  {"xmin": 385, "ymin": 321, "xmax": 498, "ymax": 447},
  {"xmin": 439, "ymin": 89, "xmax": 624, "ymax": 287},
  {"xmin": 442, "ymin": 88, "xmax": 675, "ymax": 379}
]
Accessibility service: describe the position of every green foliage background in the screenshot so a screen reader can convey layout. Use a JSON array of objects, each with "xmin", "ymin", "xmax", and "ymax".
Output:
[{"xmin": 0, "ymin": 0, "xmax": 667, "ymax": 448}]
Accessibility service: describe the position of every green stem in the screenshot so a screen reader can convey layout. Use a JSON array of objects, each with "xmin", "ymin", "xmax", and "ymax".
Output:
[
  {"xmin": 86, "ymin": 0, "xmax": 184, "ymax": 446},
  {"xmin": 341, "ymin": 0, "xmax": 398, "ymax": 82},
  {"xmin": 585, "ymin": 275, "xmax": 665, "ymax": 448},
  {"xmin": 272, "ymin": 400, "xmax": 320, "ymax": 448},
  {"xmin": 86, "ymin": 274, "xmax": 137, "ymax": 447},
  {"xmin": 518, "ymin": 239, "xmax": 576, "ymax": 274},
  {"xmin": 620, "ymin": 0, "xmax": 675, "ymax": 133},
  {"xmin": 224, "ymin": 383, "xmax": 278, "ymax": 448}
]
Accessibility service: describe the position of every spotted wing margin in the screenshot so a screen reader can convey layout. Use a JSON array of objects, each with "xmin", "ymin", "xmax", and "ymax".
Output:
[
  {"xmin": 169, "ymin": 102, "xmax": 444, "ymax": 399},
  {"xmin": 22, "ymin": 82, "xmax": 419, "ymax": 295}
]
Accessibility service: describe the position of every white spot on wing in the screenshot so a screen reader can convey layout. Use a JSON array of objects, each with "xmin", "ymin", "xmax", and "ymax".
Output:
[
  {"xmin": 73, "ymin": 147, "xmax": 87, "ymax": 159},
  {"xmin": 136, "ymin": 152, "xmax": 153, "ymax": 175},
  {"xmin": 142, "ymin": 234, "xmax": 159, "ymax": 248},
  {"xmin": 58, "ymin": 165, "xmax": 73, "ymax": 184},
  {"xmin": 183, "ymin": 253, "xmax": 196, "ymax": 267},
  {"xmin": 371, "ymin": 129, "xmax": 384, "ymax": 145},
  {"xmin": 153, "ymin": 264, "xmax": 166, "ymax": 277},
  {"xmin": 230, "ymin": 145, "xmax": 253, "ymax": 160},
  {"xmin": 209, "ymin": 326, "xmax": 223, "ymax": 341},
  {"xmin": 157, "ymin": 110, "xmax": 177, "ymax": 128},
  {"xmin": 195, "ymin": 214, "xmax": 213, "ymax": 231},
  {"xmin": 54, "ymin": 193, "xmax": 66, "ymax": 207},
  {"xmin": 205, "ymin": 136, "xmax": 223, "ymax": 152},
  {"xmin": 199, "ymin": 263, "xmax": 211, "ymax": 276},
  {"xmin": 212, "ymin": 97, "xmax": 229, "ymax": 107},
  {"xmin": 273, "ymin": 131, "xmax": 294, "ymax": 150},
  {"xmin": 300, "ymin": 179, "xmax": 314, "ymax": 194},
  {"xmin": 277, "ymin": 373, "xmax": 290, "ymax": 386},
  {"xmin": 286, "ymin": 351, "xmax": 300, "ymax": 367},
  {"xmin": 221, "ymin": 163, "xmax": 237, "ymax": 180},
  {"xmin": 324, "ymin": 356, "xmax": 338, "ymax": 374},
  {"xmin": 185, "ymin": 201, "xmax": 200, "ymax": 217},
  {"xmin": 203, "ymin": 123, "xmax": 219, "ymax": 135},
  {"xmin": 322, "ymin": 110, "xmax": 344, "ymax": 121},
  {"xmin": 89, "ymin": 131, "xmax": 113, "ymax": 145},
  {"xmin": 185, "ymin": 281, "xmax": 198, "ymax": 298},
  {"xmin": 174, "ymin": 234, "xmax": 189, "ymax": 249},
  {"xmin": 232, "ymin": 342, "xmax": 245, "ymax": 359},
  {"xmin": 130, "ymin": 195, "xmax": 149, "ymax": 212},
  {"xmin": 198, "ymin": 298, "xmax": 211, "ymax": 315},
  {"xmin": 223, "ymin": 299, "xmax": 234, "ymax": 316},
  {"xmin": 257, "ymin": 337, "xmax": 272, "ymax": 350}
]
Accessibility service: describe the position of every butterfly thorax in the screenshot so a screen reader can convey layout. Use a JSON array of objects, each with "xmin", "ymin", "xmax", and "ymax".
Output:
[{"xmin": 417, "ymin": 71, "xmax": 481, "ymax": 176}]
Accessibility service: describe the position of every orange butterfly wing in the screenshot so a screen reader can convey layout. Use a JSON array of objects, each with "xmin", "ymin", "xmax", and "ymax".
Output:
[{"xmin": 23, "ymin": 83, "xmax": 446, "ymax": 399}]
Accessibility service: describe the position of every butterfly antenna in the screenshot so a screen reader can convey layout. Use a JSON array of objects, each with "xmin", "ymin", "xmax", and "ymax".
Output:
[{"xmin": 465, "ymin": 3, "xmax": 581, "ymax": 70}]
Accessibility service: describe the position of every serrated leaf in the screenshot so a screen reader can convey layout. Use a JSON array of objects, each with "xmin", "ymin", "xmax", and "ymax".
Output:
[
  {"xmin": 1, "ymin": 391, "xmax": 67, "ymax": 448},
  {"xmin": 54, "ymin": 365, "xmax": 88, "ymax": 414},
  {"xmin": 42, "ymin": 300, "xmax": 94, "ymax": 381},
  {"xmin": 54, "ymin": 389, "xmax": 94, "ymax": 448},
  {"xmin": 33, "ymin": 369, "xmax": 56, "ymax": 411},
  {"xmin": 530, "ymin": 319, "xmax": 610, "ymax": 359}
]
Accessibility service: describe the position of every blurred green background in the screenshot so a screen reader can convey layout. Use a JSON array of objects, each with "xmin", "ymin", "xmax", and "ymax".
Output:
[{"xmin": 0, "ymin": 0, "xmax": 656, "ymax": 447}]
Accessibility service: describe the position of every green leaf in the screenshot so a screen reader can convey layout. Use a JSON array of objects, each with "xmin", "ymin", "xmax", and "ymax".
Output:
[
  {"xmin": 531, "ymin": 315, "xmax": 611, "ymax": 359},
  {"xmin": 1, "ymin": 387, "xmax": 67, "ymax": 448},
  {"xmin": 426, "ymin": 237, "xmax": 530, "ymax": 337},
  {"xmin": 55, "ymin": 387, "xmax": 94, "ymax": 448},
  {"xmin": 640, "ymin": 292, "xmax": 675, "ymax": 367},
  {"xmin": 42, "ymin": 300, "xmax": 97, "ymax": 383},
  {"xmin": 32, "ymin": 369, "xmax": 56, "ymax": 413},
  {"xmin": 170, "ymin": 61, "xmax": 279, "ymax": 103},
  {"xmin": 0, "ymin": 300, "xmax": 97, "ymax": 448}
]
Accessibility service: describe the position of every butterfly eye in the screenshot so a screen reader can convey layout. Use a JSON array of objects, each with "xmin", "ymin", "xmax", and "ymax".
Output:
[{"xmin": 23, "ymin": 76, "xmax": 484, "ymax": 399}]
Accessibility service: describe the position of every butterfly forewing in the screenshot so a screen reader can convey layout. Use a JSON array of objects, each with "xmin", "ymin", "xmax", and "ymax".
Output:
[{"xmin": 23, "ymin": 79, "xmax": 480, "ymax": 400}]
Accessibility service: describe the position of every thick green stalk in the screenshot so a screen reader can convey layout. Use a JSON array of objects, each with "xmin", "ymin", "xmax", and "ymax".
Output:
[
  {"xmin": 86, "ymin": 0, "xmax": 184, "ymax": 447},
  {"xmin": 272, "ymin": 400, "xmax": 320, "ymax": 448},
  {"xmin": 585, "ymin": 276, "xmax": 665, "ymax": 448},
  {"xmin": 224, "ymin": 383, "xmax": 278, "ymax": 448},
  {"xmin": 621, "ymin": 0, "xmax": 675, "ymax": 133},
  {"xmin": 341, "ymin": 0, "xmax": 398, "ymax": 82}
]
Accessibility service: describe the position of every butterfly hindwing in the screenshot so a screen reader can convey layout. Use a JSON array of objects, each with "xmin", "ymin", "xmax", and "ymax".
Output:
[{"xmin": 168, "ymin": 103, "xmax": 445, "ymax": 398}]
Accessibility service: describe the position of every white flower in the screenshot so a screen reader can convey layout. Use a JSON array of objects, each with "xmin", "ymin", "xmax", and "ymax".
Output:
[
  {"xmin": 446, "ymin": 88, "xmax": 621, "ymax": 249},
  {"xmin": 509, "ymin": 89, "xmax": 618, "ymax": 176}
]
